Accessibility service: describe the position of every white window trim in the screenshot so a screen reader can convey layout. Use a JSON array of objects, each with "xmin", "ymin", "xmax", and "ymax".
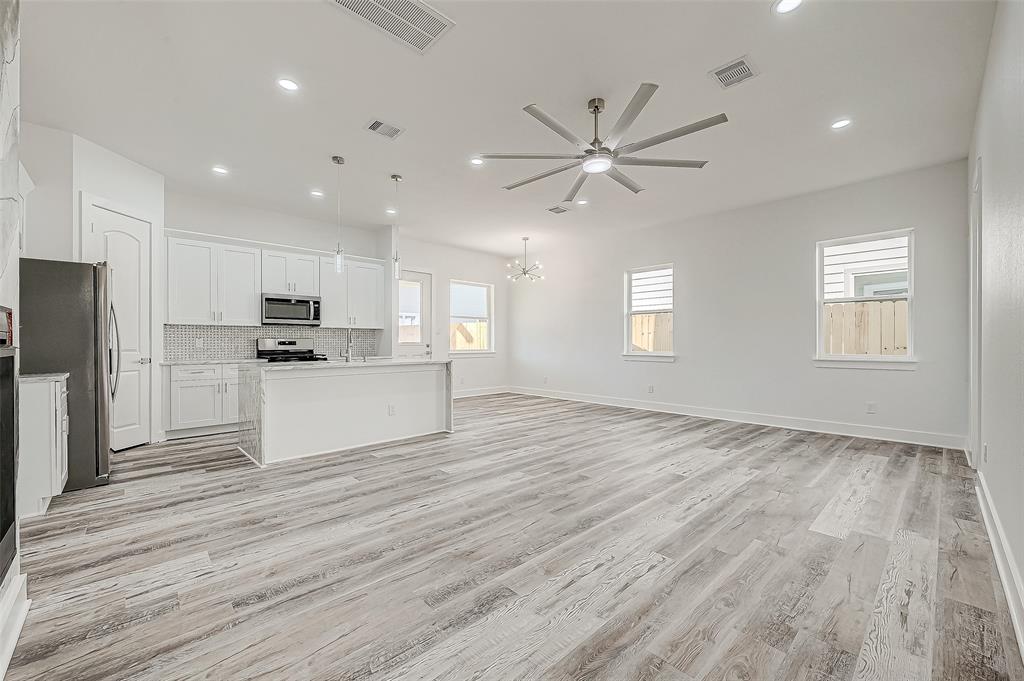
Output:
[
  {"xmin": 449, "ymin": 279, "xmax": 495, "ymax": 354},
  {"xmin": 623, "ymin": 263, "xmax": 674, "ymax": 359},
  {"xmin": 814, "ymin": 228, "xmax": 917, "ymax": 368}
]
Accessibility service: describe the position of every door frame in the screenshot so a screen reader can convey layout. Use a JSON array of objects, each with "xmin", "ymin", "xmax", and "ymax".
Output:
[
  {"xmin": 968, "ymin": 160, "xmax": 983, "ymax": 468},
  {"xmin": 396, "ymin": 266, "xmax": 436, "ymax": 358},
  {"xmin": 78, "ymin": 191, "xmax": 164, "ymax": 445}
]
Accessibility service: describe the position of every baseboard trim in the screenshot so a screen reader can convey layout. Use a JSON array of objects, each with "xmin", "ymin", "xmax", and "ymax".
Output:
[
  {"xmin": 454, "ymin": 386, "xmax": 512, "ymax": 399},
  {"xmin": 506, "ymin": 386, "xmax": 965, "ymax": 449},
  {"xmin": 976, "ymin": 470, "xmax": 1024, "ymax": 667},
  {"xmin": 0, "ymin": 565, "xmax": 30, "ymax": 680}
]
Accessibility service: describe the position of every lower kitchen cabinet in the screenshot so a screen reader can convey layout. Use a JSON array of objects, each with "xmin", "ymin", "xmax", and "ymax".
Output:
[
  {"xmin": 168, "ymin": 364, "xmax": 241, "ymax": 433},
  {"xmin": 18, "ymin": 374, "xmax": 69, "ymax": 518}
]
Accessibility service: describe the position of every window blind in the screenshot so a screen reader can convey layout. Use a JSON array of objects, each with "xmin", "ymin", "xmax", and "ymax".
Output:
[{"xmin": 630, "ymin": 268, "xmax": 673, "ymax": 312}]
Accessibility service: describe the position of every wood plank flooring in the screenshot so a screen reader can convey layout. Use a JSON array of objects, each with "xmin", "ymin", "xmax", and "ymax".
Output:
[{"xmin": 8, "ymin": 393, "xmax": 1023, "ymax": 680}]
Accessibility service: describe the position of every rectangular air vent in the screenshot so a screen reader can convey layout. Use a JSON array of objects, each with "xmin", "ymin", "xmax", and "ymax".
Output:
[
  {"xmin": 329, "ymin": 0, "xmax": 455, "ymax": 54},
  {"xmin": 366, "ymin": 119, "xmax": 404, "ymax": 140},
  {"xmin": 547, "ymin": 205, "xmax": 569, "ymax": 214},
  {"xmin": 710, "ymin": 56, "xmax": 758, "ymax": 89}
]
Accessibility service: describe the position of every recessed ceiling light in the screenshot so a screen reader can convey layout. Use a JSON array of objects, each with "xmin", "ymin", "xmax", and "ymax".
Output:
[
  {"xmin": 386, "ymin": 208, "xmax": 397, "ymax": 215},
  {"xmin": 277, "ymin": 78, "xmax": 299, "ymax": 91},
  {"xmin": 310, "ymin": 189, "xmax": 324, "ymax": 198},
  {"xmin": 575, "ymin": 199, "xmax": 588, "ymax": 205},
  {"xmin": 831, "ymin": 118, "xmax": 852, "ymax": 129},
  {"xmin": 211, "ymin": 165, "xmax": 229, "ymax": 175},
  {"xmin": 773, "ymin": 0, "xmax": 802, "ymax": 13},
  {"xmin": 470, "ymin": 158, "xmax": 484, "ymax": 166}
]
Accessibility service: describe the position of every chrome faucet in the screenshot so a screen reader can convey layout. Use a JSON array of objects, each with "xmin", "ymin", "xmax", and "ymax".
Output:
[{"xmin": 345, "ymin": 328, "xmax": 353, "ymax": 362}]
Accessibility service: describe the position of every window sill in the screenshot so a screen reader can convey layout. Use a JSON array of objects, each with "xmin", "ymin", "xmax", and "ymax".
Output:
[
  {"xmin": 622, "ymin": 353, "xmax": 676, "ymax": 363},
  {"xmin": 813, "ymin": 356, "xmax": 917, "ymax": 371},
  {"xmin": 449, "ymin": 351, "xmax": 496, "ymax": 358}
]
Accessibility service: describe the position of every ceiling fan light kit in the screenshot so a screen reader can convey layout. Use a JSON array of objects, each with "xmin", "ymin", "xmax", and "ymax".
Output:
[{"xmin": 480, "ymin": 82, "xmax": 727, "ymax": 203}]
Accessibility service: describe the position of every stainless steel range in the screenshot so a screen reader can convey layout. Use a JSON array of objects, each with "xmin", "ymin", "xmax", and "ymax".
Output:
[{"xmin": 256, "ymin": 338, "xmax": 328, "ymax": 363}]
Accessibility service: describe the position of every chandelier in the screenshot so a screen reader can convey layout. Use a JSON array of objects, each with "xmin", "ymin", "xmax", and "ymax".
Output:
[{"xmin": 507, "ymin": 237, "xmax": 544, "ymax": 282}]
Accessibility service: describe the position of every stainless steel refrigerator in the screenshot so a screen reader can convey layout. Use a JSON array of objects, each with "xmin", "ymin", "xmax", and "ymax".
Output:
[{"xmin": 20, "ymin": 259, "xmax": 115, "ymax": 491}]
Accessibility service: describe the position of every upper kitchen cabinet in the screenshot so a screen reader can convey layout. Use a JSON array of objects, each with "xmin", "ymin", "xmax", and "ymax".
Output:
[
  {"xmin": 167, "ymin": 237, "xmax": 260, "ymax": 325},
  {"xmin": 262, "ymin": 250, "xmax": 319, "ymax": 296},
  {"xmin": 318, "ymin": 256, "xmax": 385, "ymax": 329}
]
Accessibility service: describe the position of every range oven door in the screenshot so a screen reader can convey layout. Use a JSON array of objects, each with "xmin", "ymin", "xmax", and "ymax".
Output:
[{"xmin": 261, "ymin": 294, "xmax": 321, "ymax": 326}]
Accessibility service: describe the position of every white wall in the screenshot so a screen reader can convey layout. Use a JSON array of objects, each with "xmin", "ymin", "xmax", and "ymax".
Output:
[
  {"xmin": 165, "ymin": 190, "xmax": 382, "ymax": 259},
  {"xmin": 969, "ymin": 0, "xmax": 1024, "ymax": 651},
  {"xmin": 511, "ymin": 160, "xmax": 968, "ymax": 447},
  {"xmin": 399, "ymin": 237, "xmax": 510, "ymax": 395},
  {"xmin": 20, "ymin": 122, "xmax": 72, "ymax": 260}
]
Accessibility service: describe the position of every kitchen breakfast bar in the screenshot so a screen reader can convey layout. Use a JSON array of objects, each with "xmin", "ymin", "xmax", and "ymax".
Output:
[{"xmin": 238, "ymin": 359, "xmax": 454, "ymax": 465}]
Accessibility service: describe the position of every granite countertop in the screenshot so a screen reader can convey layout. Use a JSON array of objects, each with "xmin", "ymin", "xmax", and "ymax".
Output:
[
  {"xmin": 20, "ymin": 372, "xmax": 70, "ymax": 384},
  {"xmin": 160, "ymin": 359, "xmax": 270, "ymax": 366},
  {"xmin": 260, "ymin": 358, "xmax": 451, "ymax": 373}
]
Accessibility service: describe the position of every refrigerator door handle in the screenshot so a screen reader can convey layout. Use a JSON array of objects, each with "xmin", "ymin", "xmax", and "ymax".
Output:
[{"xmin": 109, "ymin": 304, "xmax": 123, "ymax": 400}]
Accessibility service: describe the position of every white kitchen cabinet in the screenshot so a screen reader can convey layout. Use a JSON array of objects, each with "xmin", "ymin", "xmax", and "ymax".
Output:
[
  {"xmin": 17, "ymin": 375, "xmax": 69, "ymax": 518},
  {"xmin": 262, "ymin": 250, "xmax": 320, "ymax": 296},
  {"xmin": 167, "ymin": 237, "xmax": 260, "ymax": 325},
  {"xmin": 319, "ymin": 257, "xmax": 385, "ymax": 329},
  {"xmin": 347, "ymin": 260, "xmax": 385, "ymax": 328},
  {"xmin": 167, "ymin": 364, "xmax": 244, "ymax": 433},
  {"xmin": 318, "ymin": 257, "xmax": 349, "ymax": 328}
]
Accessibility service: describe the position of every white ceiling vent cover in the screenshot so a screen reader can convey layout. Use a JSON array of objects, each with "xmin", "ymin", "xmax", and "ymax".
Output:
[
  {"xmin": 366, "ymin": 119, "xmax": 404, "ymax": 139},
  {"xmin": 709, "ymin": 56, "xmax": 758, "ymax": 89},
  {"xmin": 329, "ymin": 0, "xmax": 455, "ymax": 54},
  {"xmin": 547, "ymin": 205, "xmax": 569, "ymax": 214}
]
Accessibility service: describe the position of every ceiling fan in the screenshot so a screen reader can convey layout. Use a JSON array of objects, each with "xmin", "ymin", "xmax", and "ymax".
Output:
[{"xmin": 479, "ymin": 83, "xmax": 728, "ymax": 202}]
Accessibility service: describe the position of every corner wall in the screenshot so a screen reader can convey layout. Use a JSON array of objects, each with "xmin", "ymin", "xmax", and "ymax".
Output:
[
  {"xmin": 969, "ymin": 0, "xmax": 1024, "ymax": 655},
  {"xmin": 510, "ymin": 160, "xmax": 968, "ymax": 447}
]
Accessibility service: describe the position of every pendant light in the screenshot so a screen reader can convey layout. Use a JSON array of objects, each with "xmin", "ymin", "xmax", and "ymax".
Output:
[
  {"xmin": 391, "ymin": 174, "xmax": 403, "ymax": 279},
  {"xmin": 332, "ymin": 155, "xmax": 345, "ymax": 274},
  {"xmin": 507, "ymin": 237, "xmax": 544, "ymax": 282}
]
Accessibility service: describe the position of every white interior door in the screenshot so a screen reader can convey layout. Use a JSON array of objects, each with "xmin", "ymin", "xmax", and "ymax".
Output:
[
  {"xmin": 82, "ymin": 199, "xmax": 152, "ymax": 451},
  {"xmin": 397, "ymin": 270, "xmax": 432, "ymax": 357}
]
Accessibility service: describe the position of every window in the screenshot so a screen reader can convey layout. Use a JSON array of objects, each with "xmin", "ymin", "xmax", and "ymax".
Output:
[
  {"xmin": 625, "ymin": 265, "xmax": 673, "ymax": 356},
  {"xmin": 817, "ymin": 230, "xmax": 913, "ymax": 360},
  {"xmin": 450, "ymin": 280, "xmax": 493, "ymax": 352},
  {"xmin": 398, "ymin": 279, "xmax": 422, "ymax": 344}
]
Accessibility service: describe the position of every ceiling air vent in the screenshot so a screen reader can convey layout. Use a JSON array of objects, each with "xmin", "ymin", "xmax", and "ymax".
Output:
[
  {"xmin": 547, "ymin": 205, "xmax": 569, "ymax": 214},
  {"xmin": 710, "ymin": 56, "xmax": 758, "ymax": 89},
  {"xmin": 366, "ymin": 119, "xmax": 404, "ymax": 140},
  {"xmin": 329, "ymin": 0, "xmax": 455, "ymax": 54}
]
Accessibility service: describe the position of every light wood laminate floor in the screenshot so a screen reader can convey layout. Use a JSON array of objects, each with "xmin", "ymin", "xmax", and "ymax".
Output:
[{"xmin": 9, "ymin": 394, "xmax": 1024, "ymax": 681}]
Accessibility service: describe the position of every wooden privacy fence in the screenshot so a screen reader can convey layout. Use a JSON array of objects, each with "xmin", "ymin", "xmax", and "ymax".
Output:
[
  {"xmin": 630, "ymin": 312, "xmax": 673, "ymax": 353},
  {"xmin": 823, "ymin": 299, "xmax": 908, "ymax": 355}
]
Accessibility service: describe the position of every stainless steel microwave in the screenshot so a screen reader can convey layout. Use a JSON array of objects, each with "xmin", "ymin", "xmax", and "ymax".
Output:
[{"xmin": 261, "ymin": 294, "xmax": 321, "ymax": 326}]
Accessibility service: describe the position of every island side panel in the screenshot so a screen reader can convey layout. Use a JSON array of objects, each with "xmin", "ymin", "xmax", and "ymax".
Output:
[
  {"xmin": 237, "ymin": 363, "xmax": 265, "ymax": 466},
  {"xmin": 263, "ymin": 364, "xmax": 450, "ymax": 463}
]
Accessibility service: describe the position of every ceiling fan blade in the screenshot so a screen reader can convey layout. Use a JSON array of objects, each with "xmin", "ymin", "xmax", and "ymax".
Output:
[
  {"xmin": 604, "ymin": 82, "xmax": 659, "ymax": 150},
  {"xmin": 605, "ymin": 167, "xmax": 644, "ymax": 194},
  {"xmin": 479, "ymin": 153, "xmax": 583, "ymax": 160},
  {"xmin": 615, "ymin": 113, "xmax": 728, "ymax": 155},
  {"xmin": 523, "ymin": 104, "xmax": 590, "ymax": 149},
  {"xmin": 502, "ymin": 161, "xmax": 582, "ymax": 191},
  {"xmin": 615, "ymin": 157, "xmax": 707, "ymax": 168},
  {"xmin": 563, "ymin": 171, "xmax": 589, "ymax": 202}
]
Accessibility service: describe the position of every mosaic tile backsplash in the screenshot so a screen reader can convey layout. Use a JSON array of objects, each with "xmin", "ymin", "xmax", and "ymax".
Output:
[{"xmin": 164, "ymin": 325, "xmax": 381, "ymax": 361}]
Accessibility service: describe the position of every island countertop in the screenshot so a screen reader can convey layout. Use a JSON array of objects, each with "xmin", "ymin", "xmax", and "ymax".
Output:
[{"xmin": 259, "ymin": 358, "xmax": 451, "ymax": 373}]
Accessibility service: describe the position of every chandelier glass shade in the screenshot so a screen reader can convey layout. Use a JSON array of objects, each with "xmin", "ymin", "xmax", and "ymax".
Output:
[{"xmin": 507, "ymin": 237, "xmax": 544, "ymax": 282}]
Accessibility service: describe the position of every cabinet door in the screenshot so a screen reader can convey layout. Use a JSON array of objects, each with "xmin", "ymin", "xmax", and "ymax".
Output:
[
  {"xmin": 318, "ymin": 257, "xmax": 349, "ymax": 327},
  {"xmin": 261, "ymin": 250, "xmax": 290, "ymax": 294},
  {"xmin": 222, "ymin": 381, "xmax": 240, "ymax": 424},
  {"xmin": 167, "ymin": 238, "xmax": 218, "ymax": 324},
  {"xmin": 219, "ymin": 245, "xmax": 261, "ymax": 325},
  {"xmin": 347, "ymin": 261, "xmax": 384, "ymax": 328},
  {"xmin": 169, "ymin": 380, "xmax": 223, "ymax": 430},
  {"xmin": 290, "ymin": 254, "xmax": 320, "ymax": 296}
]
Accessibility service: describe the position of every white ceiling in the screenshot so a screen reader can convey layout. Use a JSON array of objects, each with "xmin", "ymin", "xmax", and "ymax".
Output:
[{"xmin": 21, "ymin": 0, "xmax": 993, "ymax": 256}]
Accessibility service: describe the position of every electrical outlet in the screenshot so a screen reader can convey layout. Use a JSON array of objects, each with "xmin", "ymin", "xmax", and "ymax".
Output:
[
  {"xmin": 983, "ymin": 442, "xmax": 988, "ymax": 463},
  {"xmin": 459, "ymin": 377, "xmax": 465, "ymax": 386},
  {"xmin": 865, "ymin": 401, "xmax": 878, "ymax": 414},
  {"xmin": 386, "ymin": 404, "xmax": 396, "ymax": 417},
  {"xmin": 647, "ymin": 385, "xmax": 655, "ymax": 394},
  {"xmin": 543, "ymin": 376, "xmax": 548, "ymax": 385}
]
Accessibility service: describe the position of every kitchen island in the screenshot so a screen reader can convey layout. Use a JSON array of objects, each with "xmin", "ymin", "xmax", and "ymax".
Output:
[{"xmin": 238, "ymin": 359, "xmax": 453, "ymax": 465}]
